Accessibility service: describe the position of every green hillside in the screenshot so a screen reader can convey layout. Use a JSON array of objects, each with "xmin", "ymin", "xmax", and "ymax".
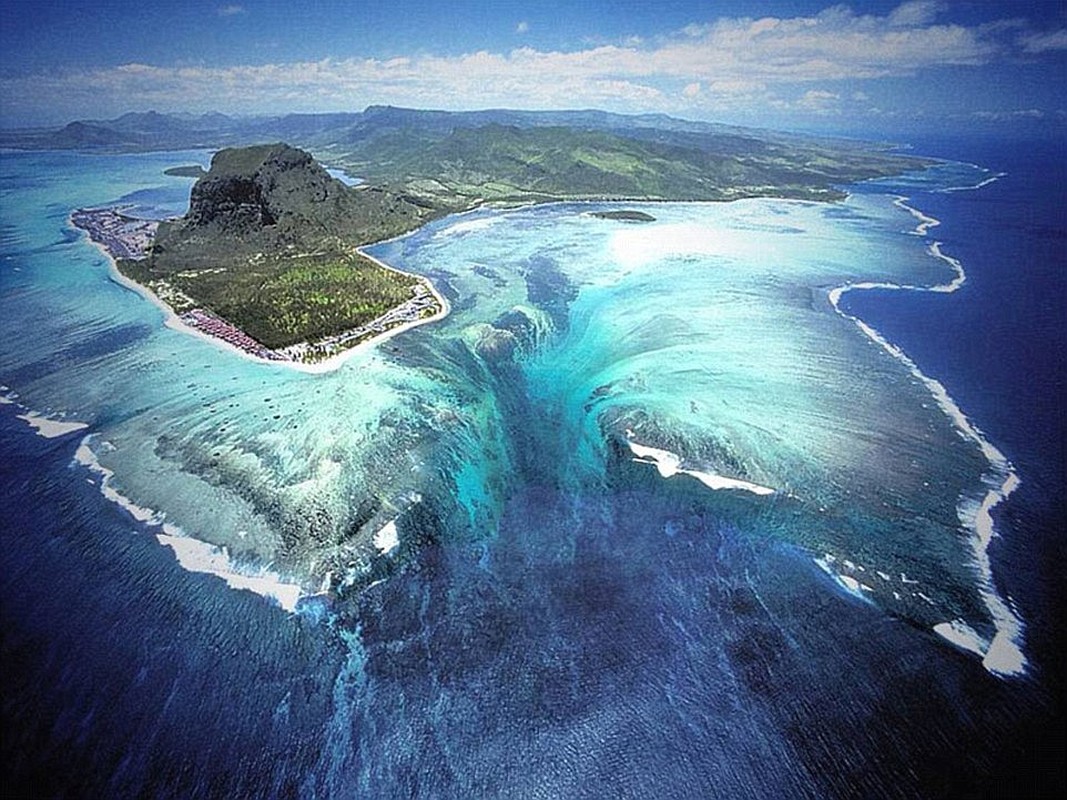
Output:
[{"xmin": 329, "ymin": 122, "xmax": 927, "ymax": 204}]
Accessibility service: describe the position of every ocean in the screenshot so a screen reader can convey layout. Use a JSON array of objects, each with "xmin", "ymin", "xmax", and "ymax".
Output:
[{"xmin": 1, "ymin": 133, "xmax": 1063, "ymax": 798}]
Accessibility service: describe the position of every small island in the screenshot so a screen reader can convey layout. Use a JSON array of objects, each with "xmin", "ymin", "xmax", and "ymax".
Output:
[
  {"xmin": 163, "ymin": 164, "xmax": 207, "ymax": 178},
  {"xmin": 590, "ymin": 210, "xmax": 656, "ymax": 222}
]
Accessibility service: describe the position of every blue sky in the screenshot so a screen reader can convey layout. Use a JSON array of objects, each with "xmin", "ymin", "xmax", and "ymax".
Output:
[{"xmin": 2, "ymin": 0, "xmax": 1065, "ymax": 135}]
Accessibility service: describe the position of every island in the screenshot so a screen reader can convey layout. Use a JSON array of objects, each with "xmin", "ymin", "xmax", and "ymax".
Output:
[
  {"xmin": 163, "ymin": 164, "xmax": 207, "ymax": 178},
  {"xmin": 61, "ymin": 108, "xmax": 935, "ymax": 367},
  {"xmin": 590, "ymin": 210, "xmax": 656, "ymax": 222}
]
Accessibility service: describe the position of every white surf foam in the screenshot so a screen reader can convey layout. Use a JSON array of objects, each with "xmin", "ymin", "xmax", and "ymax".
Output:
[
  {"xmin": 895, "ymin": 195, "xmax": 940, "ymax": 236},
  {"xmin": 1, "ymin": 388, "xmax": 89, "ymax": 438},
  {"xmin": 933, "ymin": 620, "xmax": 987, "ymax": 658},
  {"xmin": 939, "ymin": 171, "xmax": 1005, "ymax": 193},
  {"xmin": 684, "ymin": 468, "xmax": 776, "ymax": 495},
  {"xmin": 626, "ymin": 433, "xmax": 775, "ymax": 496},
  {"xmin": 829, "ymin": 194, "xmax": 1026, "ymax": 677},
  {"xmin": 16, "ymin": 412, "xmax": 89, "ymax": 438},
  {"xmin": 72, "ymin": 436, "xmax": 304, "ymax": 613},
  {"xmin": 373, "ymin": 520, "xmax": 400, "ymax": 555},
  {"xmin": 155, "ymin": 533, "xmax": 303, "ymax": 613},
  {"xmin": 814, "ymin": 556, "xmax": 869, "ymax": 602}
]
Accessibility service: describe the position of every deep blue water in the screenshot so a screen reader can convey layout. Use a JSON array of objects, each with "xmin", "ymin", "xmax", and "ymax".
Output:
[
  {"xmin": 2, "ymin": 134, "xmax": 1065, "ymax": 798},
  {"xmin": 842, "ymin": 134, "xmax": 1067, "ymax": 697}
]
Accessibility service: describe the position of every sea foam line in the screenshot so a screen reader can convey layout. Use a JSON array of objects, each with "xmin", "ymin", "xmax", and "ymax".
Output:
[
  {"xmin": 0, "ymin": 386, "xmax": 90, "ymax": 438},
  {"xmin": 72, "ymin": 435, "xmax": 304, "ymax": 613},
  {"xmin": 625, "ymin": 432, "xmax": 776, "ymax": 496},
  {"xmin": 829, "ymin": 190, "xmax": 1026, "ymax": 677},
  {"xmin": 939, "ymin": 169, "xmax": 1006, "ymax": 194}
]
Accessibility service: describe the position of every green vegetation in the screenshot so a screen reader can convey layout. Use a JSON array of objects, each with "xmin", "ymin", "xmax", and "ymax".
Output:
[
  {"xmin": 123, "ymin": 247, "xmax": 425, "ymax": 351},
  {"xmin": 127, "ymin": 143, "xmax": 441, "ymax": 354},
  {"xmin": 47, "ymin": 109, "xmax": 935, "ymax": 359},
  {"xmin": 200, "ymin": 254, "xmax": 413, "ymax": 349},
  {"xmin": 325, "ymin": 120, "xmax": 930, "ymax": 206}
]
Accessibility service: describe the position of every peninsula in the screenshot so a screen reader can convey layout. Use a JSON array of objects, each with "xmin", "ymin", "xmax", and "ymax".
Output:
[
  {"xmin": 75, "ymin": 143, "xmax": 446, "ymax": 365},
  {"xmin": 61, "ymin": 108, "xmax": 935, "ymax": 365}
]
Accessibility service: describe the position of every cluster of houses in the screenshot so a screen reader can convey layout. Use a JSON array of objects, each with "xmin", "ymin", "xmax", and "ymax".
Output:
[
  {"xmin": 180, "ymin": 309, "xmax": 287, "ymax": 361},
  {"xmin": 71, "ymin": 207, "xmax": 158, "ymax": 260}
]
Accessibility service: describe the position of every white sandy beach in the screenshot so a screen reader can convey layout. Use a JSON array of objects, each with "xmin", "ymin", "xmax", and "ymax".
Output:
[{"xmin": 71, "ymin": 211, "xmax": 451, "ymax": 375}]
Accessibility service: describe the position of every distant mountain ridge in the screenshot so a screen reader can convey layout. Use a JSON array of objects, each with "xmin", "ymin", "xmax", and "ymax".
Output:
[
  {"xmin": 6, "ymin": 105, "xmax": 748, "ymax": 149},
  {"xmin": 2, "ymin": 104, "xmax": 891, "ymax": 156},
  {"xmin": 3, "ymin": 105, "xmax": 928, "ymax": 205}
]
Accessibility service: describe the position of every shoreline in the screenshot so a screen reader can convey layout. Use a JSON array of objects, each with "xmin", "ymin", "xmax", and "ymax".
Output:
[
  {"xmin": 827, "ymin": 185, "xmax": 1026, "ymax": 677},
  {"xmin": 72, "ymin": 435, "xmax": 305, "ymax": 613},
  {"xmin": 284, "ymin": 248, "xmax": 452, "ymax": 374},
  {"xmin": 70, "ymin": 208, "xmax": 451, "ymax": 374}
]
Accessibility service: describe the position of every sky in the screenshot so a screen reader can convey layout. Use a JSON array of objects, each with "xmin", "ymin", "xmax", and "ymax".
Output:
[{"xmin": 1, "ymin": 0, "xmax": 1065, "ymax": 135}]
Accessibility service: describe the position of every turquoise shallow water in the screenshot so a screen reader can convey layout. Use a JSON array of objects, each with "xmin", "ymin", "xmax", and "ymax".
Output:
[
  {"xmin": 5, "ymin": 147, "xmax": 1056, "ymax": 796},
  {"xmin": 0, "ymin": 151, "xmax": 1009, "ymax": 660},
  {"xmin": 373, "ymin": 192, "xmax": 1010, "ymax": 649}
]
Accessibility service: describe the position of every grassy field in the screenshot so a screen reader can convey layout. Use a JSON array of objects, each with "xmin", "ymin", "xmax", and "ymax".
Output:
[{"xmin": 121, "ymin": 251, "xmax": 416, "ymax": 349}]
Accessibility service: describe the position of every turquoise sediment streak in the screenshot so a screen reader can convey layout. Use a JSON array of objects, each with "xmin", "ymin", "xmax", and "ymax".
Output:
[
  {"xmin": 0, "ymin": 151, "xmax": 1017, "ymax": 675},
  {"xmin": 372, "ymin": 192, "xmax": 1003, "ymax": 649}
]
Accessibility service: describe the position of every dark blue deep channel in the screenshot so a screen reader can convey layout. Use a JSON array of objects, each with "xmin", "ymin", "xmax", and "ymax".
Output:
[{"xmin": 2, "ymin": 132, "xmax": 1065, "ymax": 798}]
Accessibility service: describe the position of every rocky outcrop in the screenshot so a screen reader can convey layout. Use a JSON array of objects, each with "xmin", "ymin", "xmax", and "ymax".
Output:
[
  {"xmin": 183, "ymin": 144, "xmax": 324, "ymax": 233},
  {"xmin": 151, "ymin": 143, "xmax": 438, "ymax": 270}
]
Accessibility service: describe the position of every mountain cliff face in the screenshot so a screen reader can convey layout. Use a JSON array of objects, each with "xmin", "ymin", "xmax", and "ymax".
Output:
[
  {"xmin": 152, "ymin": 142, "xmax": 437, "ymax": 270},
  {"xmin": 182, "ymin": 144, "xmax": 335, "ymax": 236}
]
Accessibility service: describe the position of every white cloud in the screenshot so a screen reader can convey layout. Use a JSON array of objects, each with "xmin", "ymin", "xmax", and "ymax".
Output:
[
  {"xmin": 1018, "ymin": 29, "xmax": 1067, "ymax": 53},
  {"xmin": 796, "ymin": 89, "xmax": 841, "ymax": 112},
  {"xmin": 971, "ymin": 108, "xmax": 1046, "ymax": 122},
  {"xmin": 1, "ymin": 2, "xmax": 1059, "ymax": 126},
  {"xmin": 887, "ymin": 1, "xmax": 946, "ymax": 28},
  {"xmin": 217, "ymin": 4, "xmax": 245, "ymax": 16},
  {"xmin": 708, "ymin": 79, "xmax": 766, "ymax": 95}
]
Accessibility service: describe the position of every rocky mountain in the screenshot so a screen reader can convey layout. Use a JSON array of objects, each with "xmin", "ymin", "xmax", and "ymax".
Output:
[
  {"xmin": 118, "ymin": 142, "xmax": 436, "ymax": 351},
  {"xmin": 151, "ymin": 142, "xmax": 438, "ymax": 269}
]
